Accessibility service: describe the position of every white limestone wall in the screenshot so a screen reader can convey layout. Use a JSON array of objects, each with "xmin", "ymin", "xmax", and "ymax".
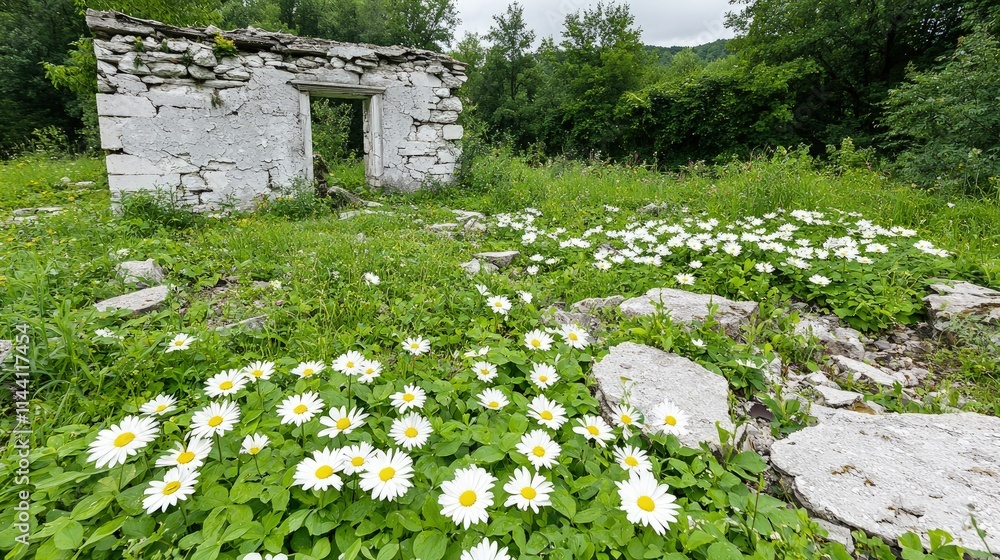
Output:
[{"xmin": 87, "ymin": 10, "xmax": 467, "ymax": 211}]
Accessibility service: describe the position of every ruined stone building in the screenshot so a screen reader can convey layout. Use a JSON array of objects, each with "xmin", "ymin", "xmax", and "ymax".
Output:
[{"xmin": 87, "ymin": 10, "xmax": 467, "ymax": 211}]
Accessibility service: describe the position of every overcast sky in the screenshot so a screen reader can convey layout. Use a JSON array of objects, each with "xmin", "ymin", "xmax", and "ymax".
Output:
[{"xmin": 453, "ymin": 0, "xmax": 737, "ymax": 48}]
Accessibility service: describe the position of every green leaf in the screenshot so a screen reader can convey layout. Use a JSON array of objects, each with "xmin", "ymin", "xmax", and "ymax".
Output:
[
  {"xmin": 573, "ymin": 508, "xmax": 603, "ymax": 524},
  {"xmin": 470, "ymin": 445, "xmax": 506, "ymax": 463},
  {"xmin": 53, "ymin": 520, "xmax": 84, "ymax": 550},
  {"xmin": 898, "ymin": 532, "xmax": 924, "ymax": 551},
  {"xmin": 413, "ymin": 530, "xmax": 448, "ymax": 560},
  {"xmin": 729, "ymin": 451, "xmax": 767, "ymax": 475},
  {"xmin": 684, "ymin": 530, "xmax": 715, "ymax": 551},
  {"xmin": 387, "ymin": 510, "xmax": 423, "ymax": 532},
  {"xmin": 70, "ymin": 494, "xmax": 114, "ymax": 521},
  {"xmin": 550, "ymin": 487, "xmax": 577, "ymax": 520},
  {"xmin": 340, "ymin": 539, "xmax": 363, "ymax": 560},
  {"xmin": 377, "ymin": 542, "xmax": 400, "ymax": 560},
  {"xmin": 706, "ymin": 541, "xmax": 744, "ymax": 560}
]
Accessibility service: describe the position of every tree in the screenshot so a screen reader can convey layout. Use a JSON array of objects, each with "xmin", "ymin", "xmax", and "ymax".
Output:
[
  {"xmin": 386, "ymin": 0, "xmax": 459, "ymax": 51},
  {"xmin": 485, "ymin": 3, "xmax": 535, "ymax": 102}
]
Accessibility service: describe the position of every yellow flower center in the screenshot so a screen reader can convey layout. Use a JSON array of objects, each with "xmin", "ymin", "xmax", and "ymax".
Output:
[
  {"xmin": 155, "ymin": 404, "xmax": 167, "ymax": 412},
  {"xmin": 479, "ymin": 369, "xmax": 489, "ymax": 376},
  {"xmin": 162, "ymin": 481, "xmax": 182, "ymax": 496},
  {"xmin": 379, "ymin": 467, "xmax": 395, "ymax": 481},
  {"xmin": 302, "ymin": 368, "xmax": 314, "ymax": 377},
  {"xmin": 586, "ymin": 425, "xmax": 600, "ymax": 436},
  {"xmin": 114, "ymin": 432, "xmax": 135, "ymax": 447},
  {"xmin": 352, "ymin": 457, "xmax": 365, "ymax": 467},
  {"xmin": 365, "ymin": 368, "xmax": 374, "ymax": 375},
  {"xmin": 531, "ymin": 339, "xmax": 541, "ymax": 347},
  {"xmin": 569, "ymin": 333, "xmax": 579, "ymax": 341},
  {"xmin": 540, "ymin": 411, "xmax": 554, "ymax": 420},
  {"xmin": 336, "ymin": 418, "xmax": 351, "ymax": 430},
  {"xmin": 539, "ymin": 376, "xmax": 548, "ymax": 383},
  {"xmin": 532, "ymin": 446, "xmax": 546, "ymax": 457},
  {"xmin": 315, "ymin": 465, "xmax": 334, "ymax": 479},
  {"xmin": 637, "ymin": 496, "xmax": 655, "ymax": 512},
  {"xmin": 177, "ymin": 451, "xmax": 195, "ymax": 464},
  {"xmin": 494, "ymin": 302, "xmax": 502, "ymax": 307},
  {"xmin": 520, "ymin": 487, "xmax": 537, "ymax": 500},
  {"xmin": 625, "ymin": 456, "xmax": 639, "ymax": 467},
  {"xmin": 219, "ymin": 381, "xmax": 233, "ymax": 391},
  {"xmin": 665, "ymin": 416, "xmax": 677, "ymax": 426},
  {"xmin": 459, "ymin": 490, "xmax": 477, "ymax": 507},
  {"xmin": 346, "ymin": 361, "xmax": 355, "ymax": 368},
  {"xmin": 251, "ymin": 369, "xmax": 263, "ymax": 377},
  {"xmin": 621, "ymin": 414, "xmax": 632, "ymax": 424},
  {"xmin": 410, "ymin": 343, "xmax": 419, "ymax": 349},
  {"xmin": 294, "ymin": 404, "xmax": 308, "ymax": 414},
  {"xmin": 405, "ymin": 427, "xmax": 418, "ymax": 438},
  {"xmin": 249, "ymin": 447, "xmax": 261, "ymax": 455},
  {"xmin": 208, "ymin": 415, "xmax": 223, "ymax": 427},
  {"xmin": 489, "ymin": 401, "xmax": 499, "ymax": 409},
  {"xmin": 173, "ymin": 340, "xmax": 184, "ymax": 346},
  {"xmin": 403, "ymin": 394, "xmax": 415, "ymax": 402}
]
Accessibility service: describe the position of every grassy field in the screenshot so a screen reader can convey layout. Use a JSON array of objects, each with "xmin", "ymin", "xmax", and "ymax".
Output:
[{"xmin": 1, "ymin": 150, "xmax": 997, "ymax": 559}]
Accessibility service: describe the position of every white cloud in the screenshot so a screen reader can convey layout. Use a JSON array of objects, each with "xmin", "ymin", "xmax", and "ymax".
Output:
[{"xmin": 453, "ymin": 0, "xmax": 736, "ymax": 48}]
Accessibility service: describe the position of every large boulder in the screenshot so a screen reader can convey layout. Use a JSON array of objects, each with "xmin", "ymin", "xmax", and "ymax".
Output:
[
  {"xmin": 116, "ymin": 259, "xmax": 167, "ymax": 287},
  {"xmin": 831, "ymin": 355, "xmax": 918, "ymax": 387},
  {"xmin": 619, "ymin": 288, "xmax": 758, "ymax": 338},
  {"xmin": 592, "ymin": 342, "xmax": 734, "ymax": 448},
  {"xmin": 95, "ymin": 285, "xmax": 169, "ymax": 315},
  {"xmin": 771, "ymin": 407, "xmax": 1000, "ymax": 552},
  {"xmin": 924, "ymin": 281, "xmax": 1000, "ymax": 330}
]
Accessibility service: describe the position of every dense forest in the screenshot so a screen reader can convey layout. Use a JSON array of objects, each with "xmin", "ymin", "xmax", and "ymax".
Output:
[{"xmin": 2, "ymin": 0, "xmax": 999, "ymax": 197}]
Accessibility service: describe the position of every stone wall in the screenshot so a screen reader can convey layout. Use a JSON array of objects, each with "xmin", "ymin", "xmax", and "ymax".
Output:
[{"xmin": 87, "ymin": 10, "xmax": 466, "ymax": 211}]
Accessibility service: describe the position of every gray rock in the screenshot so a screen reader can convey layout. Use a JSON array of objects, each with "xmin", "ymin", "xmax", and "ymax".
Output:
[
  {"xmin": 570, "ymin": 295, "xmax": 625, "ymax": 314},
  {"xmin": 452, "ymin": 210, "xmax": 485, "ymax": 222},
  {"xmin": 831, "ymin": 355, "xmax": 914, "ymax": 387},
  {"xmin": 638, "ymin": 202, "xmax": 669, "ymax": 215},
  {"xmin": 795, "ymin": 314, "xmax": 866, "ymax": 360},
  {"xmin": 116, "ymin": 259, "xmax": 167, "ymax": 286},
  {"xmin": 214, "ymin": 315, "xmax": 267, "ymax": 332},
  {"xmin": 473, "ymin": 251, "xmax": 520, "ymax": 268},
  {"xmin": 815, "ymin": 519, "xmax": 855, "ymax": 554},
  {"xmin": 95, "ymin": 285, "xmax": 169, "ymax": 315},
  {"xmin": 592, "ymin": 342, "xmax": 735, "ymax": 448},
  {"xmin": 427, "ymin": 222, "xmax": 458, "ymax": 233},
  {"xmin": 813, "ymin": 385, "xmax": 863, "ymax": 408},
  {"xmin": 925, "ymin": 281, "xmax": 1000, "ymax": 330},
  {"xmin": 804, "ymin": 372, "xmax": 837, "ymax": 388},
  {"xmin": 13, "ymin": 206, "xmax": 63, "ymax": 216},
  {"xmin": 0, "ymin": 340, "xmax": 11, "ymax": 363},
  {"xmin": 541, "ymin": 306, "xmax": 598, "ymax": 333},
  {"xmin": 771, "ymin": 407, "xmax": 1000, "ymax": 552},
  {"xmin": 619, "ymin": 288, "xmax": 759, "ymax": 338},
  {"xmin": 460, "ymin": 259, "xmax": 498, "ymax": 276},
  {"xmin": 462, "ymin": 216, "xmax": 487, "ymax": 234}
]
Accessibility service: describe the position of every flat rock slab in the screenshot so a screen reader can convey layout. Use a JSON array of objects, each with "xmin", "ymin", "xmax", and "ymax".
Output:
[
  {"xmin": 813, "ymin": 385, "xmax": 863, "ymax": 408},
  {"xmin": 459, "ymin": 259, "xmax": 498, "ymax": 276},
  {"xmin": 473, "ymin": 251, "xmax": 519, "ymax": 268},
  {"xmin": 570, "ymin": 295, "xmax": 625, "ymax": 314},
  {"xmin": 116, "ymin": 259, "xmax": 167, "ymax": 286},
  {"xmin": 771, "ymin": 407, "xmax": 1000, "ymax": 552},
  {"xmin": 794, "ymin": 314, "xmax": 865, "ymax": 360},
  {"xmin": 95, "ymin": 285, "xmax": 168, "ymax": 315},
  {"xmin": 13, "ymin": 206, "xmax": 63, "ymax": 216},
  {"xmin": 832, "ymin": 355, "xmax": 916, "ymax": 387},
  {"xmin": 592, "ymin": 342, "xmax": 734, "ymax": 448},
  {"xmin": 619, "ymin": 288, "xmax": 758, "ymax": 338},
  {"xmin": 924, "ymin": 281, "xmax": 1000, "ymax": 330}
]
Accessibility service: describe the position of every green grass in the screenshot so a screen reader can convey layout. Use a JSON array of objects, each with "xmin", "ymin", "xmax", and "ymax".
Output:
[{"xmin": 1, "ymin": 151, "xmax": 998, "ymax": 559}]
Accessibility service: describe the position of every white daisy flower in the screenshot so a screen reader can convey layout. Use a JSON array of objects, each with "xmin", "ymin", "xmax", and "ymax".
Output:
[
  {"xmin": 190, "ymin": 401, "xmax": 241, "ymax": 439},
  {"xmin": 438, "ymin": 465, "xmax": 497, "ymax": 529},
  {"xmin": 503, "ymin": 467, "xmax": 553, "ymax": 513},
  {"xmin": 754, "ymin": 262, "xmax": 774, "ymax": 274},
  {"xmin": 526, "ymin": 395, "xmax": 568, "ymax": 430},
  {"xmin": 94, "ymin": 328, "xmax": 121, "ymax": 339},
  {"xmin": 515, "ymin": 430, "xmax": 561, "ymax": 469},
  {"xmin": 477, "ymin": 388, "xmax": 509, "ymax": 411},
  {"xmin": 615, "ymin": 470, "xmax": 680, "ymax": 535},
  {"xmin": 318, "ymin": 406, "xmax": 370, "ymax": 438},
  {"xmin": 293, "ymin": 447, "xmax": 343, "ymax": 491},
  {"xmin": 573, "ymin": 415, "xmax": 615, "ymax": 447},
  {"xmin": 559, "ymin": 324, "xmax": 590, "ymax": 349},
  {"xmin": 360, "ymin": 448, "xmax": 414, "ymax": 501},
  {"xmin": 690, "ymin": 338, "xmax": 706, "ymax": 348},
  {"xmin": 526, "ymin": 264, "xmax": 540, "ymax": 275},
  {"xmin": 674, "ymin": 273, "xmax": 695, "ymax": 286},
  {"xmin": 339, "ymin": 442, "xmax": 376, "ymax": 475},
  {"xmin": 155, "ymin": 437, "xmax": 212, "ymax": 469},
  {"xmin": 390, "ymin": 384, "xmax": 426, "ymax": 412},
  {"xmin": 464, "ymin": 346, "xmax": 490, "ymax": 358},
  {"xmin": 165, "ymin": 333, "xmax": 196, "ymax": 353},
  {"xmin": 143, "ymin": 467, "xmax": 199, "ymax": 513},
  {"xmin": 357, "ymin": 359, "xmax": 382, "ymax": 383},
  {"xmin": 402, "ymin": 336, "xmax": 430, "ymax": 356},
  {"xmin": 363, "ymin": 272, "xmax": 380, "ymax": 286},
  {"xmin": 808, "ymin": 274, "xmax": 831, "ymax": 287},
  {"xmin": 609, "ymin": 403, "xmax": 643, "ymax": 437},
  {"xmin": 518, "ymin": 291, "xmax": 533, "ymax": 304},
  {"xmin": 276, "ymin": 392, "xmax": 324, "ymax": 426},
  {"xmin": 332, "ymin": 351, "xmax": 366, "ymax": 376},
  {"xmin": 241, "ymin": 361, "xmax": 275, "ymax": 381},
  {"xmin": 86, "ymin": 415, "xmax": 160, "ymax": 469},
  {"xmin": 486, "ymin": 295, "xmax": 512, "ymax": 316},
  {"xmin": 243, "ymin": 553, "xmax": 288, "ymax": 560},
  {"xmin": 204, "ymin": 369, "xmax": 249, "ymax": 398},
  {"xmin": 140, "ymin": 394, "xmax": 177, "ymax": 416},
  {"xmin": 651, "ymin": 400, "xmax": 689, "ymax": 437},
  {"xmin": 613, "ymin": 444, "xmax": 652, "ymax": 472},
  {"xmin": 523, "ymin": 329, "xmax": 554, "ymax": 351},
  {"xmin": 460, "ymin": 538, "xmax": 512, "ymax": 560},
  {"xmin": 291, "ymin": 360, "xmax": 326, "ymax": 378},
  {"xmin": 240, "ymin": 433, "xmax": 270, "ymax": 455},
  {"xmin": 475, "ymin": 284, "xmax": 491, "ymax": 296},
  {"xmin": 688, "ymin": 260, "xmax": 703, "ymax": 269},
  {"xmin": 389, "ymin": 413, "xmax": 433, "ymax": 449},
  {"xmin": 529, "ymin": 362, "xmax": 559, "ymax": 390},
  {"xmin": 472, "ymin": 361, "xmax": 498, "ymax": 383}
]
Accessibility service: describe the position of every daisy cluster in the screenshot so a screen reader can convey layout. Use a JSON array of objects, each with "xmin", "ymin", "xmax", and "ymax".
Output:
[
  {"xmin": 84, "ymin": 319, "xmax": 695, "ymax": 556},
  {"xmin": 495, "ymin": 206, "xmax": 951, "ymax": 286}
]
